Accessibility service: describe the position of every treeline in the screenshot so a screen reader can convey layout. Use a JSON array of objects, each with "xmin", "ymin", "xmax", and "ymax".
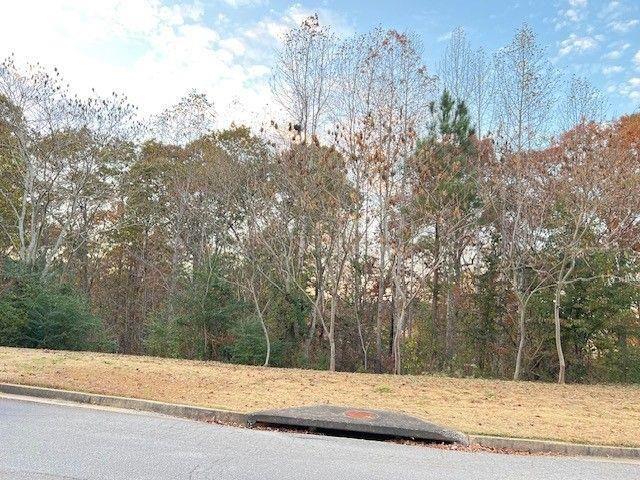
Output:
[{"xmin": 1, "ymin": 20, "xmax": 639, "ymax": 383}]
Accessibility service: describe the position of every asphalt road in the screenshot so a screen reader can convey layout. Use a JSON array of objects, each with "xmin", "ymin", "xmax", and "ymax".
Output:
[{"xmin": 1, "ymin": 396, "xmax": 638, "ymax": 480}]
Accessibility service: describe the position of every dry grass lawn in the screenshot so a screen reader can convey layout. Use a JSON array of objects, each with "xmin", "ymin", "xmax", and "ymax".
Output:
[{"xmin": 1, "ymin": 346, "xmax": 638, "ymax": 447}]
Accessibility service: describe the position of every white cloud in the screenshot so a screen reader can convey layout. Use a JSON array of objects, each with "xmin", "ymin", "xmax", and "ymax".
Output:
[
  {"xmin": 0, "ymin": 0, "xmax": 352, "ymax": 129},
  {"xmin": 244, "ymin": 18, "xmax": 290, "ymax": 42},
  {"xmin": 562, "ymin": 0, "xmax": 589, "ymax": 23},
  {"xmin": 609, "ymin": 19, "xmax": 639, "ymax": 32},
  {"xmin": 599, "ymin": 0, "xmax": 621, "ymax": 19},
  {"xmin": 219, "ymin": 37, "xmax": 246, "ymax": 56},
  {"xmin": 221, "ymin": 0, "xmax": 266, "ymax": 7},
  {"xmin": 602, "ymin": 65, "xmax": 623, "ymax": 75},
  {"xmin": 558, "ymin": 34, "xmax": 599, "ymax": 56},
  {"xmin": 604, "ymin": 42, "xmax": 631, "ymax": 60},
  {"xmin": 244, "ymin": 4, "xmax": 353, "ymax": 44},
  {"xmin": 564, "ymin": 9, "xmax": 581, "ymax": 22},
  {"xmin": 603, "ymin": 50, "xmax": 622, "ymax": 60},
  {"xmin": 597, "ymin": 1, "xmax": 629, "ymax": 28},
  {"xmin": 0, "ymin": 0, "xmax": 288, "ymax": 129},
  {"xmin": 635, "ymin": 50, "xmax": 640, "ymax": 68},
  {"xmin": 617, "ymin": 77, "xmax": 640, "ymax": 102},
  {"xmin": 554, "ymin": 0, "xmax": 589, "ymax": 29},
  {"xmin": 437, "ymin": 31, "xmax": 453, "ymax": 42}
]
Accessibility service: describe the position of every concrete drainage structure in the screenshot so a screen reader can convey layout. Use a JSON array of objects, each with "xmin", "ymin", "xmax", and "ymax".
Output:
[{"xmin": 248, "ymin": 404, "xmax": 470, "ymax": 445}]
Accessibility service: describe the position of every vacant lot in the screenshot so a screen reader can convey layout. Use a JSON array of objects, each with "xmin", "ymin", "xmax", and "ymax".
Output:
[{"xmin": 1, "ymin": 347, "xmax": 638, "ymax": 447}]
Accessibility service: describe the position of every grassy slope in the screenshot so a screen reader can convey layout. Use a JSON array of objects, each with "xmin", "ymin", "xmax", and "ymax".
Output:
[{"xmin": 1, "ymin": 347, "xmax": 638, "ymax": 447}]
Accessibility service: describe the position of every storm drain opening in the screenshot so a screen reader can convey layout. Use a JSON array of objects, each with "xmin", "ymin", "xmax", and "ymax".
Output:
[
  {"xmin": 251, "ymin": 420, "xmax": 458, "ymax": 445},
  {"xmin": 247, "ymin": 405, "xmax": 469, "ymax": 446}
]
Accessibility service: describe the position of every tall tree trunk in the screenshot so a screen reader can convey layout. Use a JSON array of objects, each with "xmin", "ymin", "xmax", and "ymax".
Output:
[
  {"xmin": 304, "ymin": 281, "xmax": 323, "ymax": 359},
  {"xmin": 431, "ymin": 221, "xmax": 440, "ymax": 363},
  {"xmin": 444, "ymin": 249, "xmax": 462, "ymax": 367},
  {"xmin": 169, "ymin": 199, "xmax": 186, "ymax": 296},
  {"xmin": 391, "ymin": 246, "xmax": 406, "ymax": 373},
  {"xmin": 554, "ymin": 260, "xmax": 574, "ymax": 384},
  {"xmin": 393, "ymin": 305, "xmax": 406, "ymax": 374},
  {"xmin": 250, "ymin": 281, "xmax": 271, "ymax": 367},
  {"xmin": 260, "ymin": 318, "xmax": 271, "ymax": 367},
  {"xmin": 304, "ymin": 250, "xmax": 324, "ymax": 359},
  {"xmin": 389, "ymin": 292, "xmax": 395, "ymax": 355},
  {"xmin": 444, "ymin": 289, "xmax": 455, "ymax": 362},
  {"xmin": 514, "ymin": 300, "xmax": 526, "ymax": 381},
  {"xmin": 554, "ymin": 284, "xmax": 566, "ymax": 384},
  {"xmin": 353, "ymin": 235, "xmax": 367, "ymax": 371},
  {"xmin": 329, "ymin": 293, "xmax": 337, "ymax": 372},
  {"xmin": 203, "ymin": 324, "xmax": 208, "ymax": 360},
  {"xmin": 375, "ymin": 181, "xmax": 390, "ymax": 373},
  {"xmin": 375, "ymin": 236, "xmax": 387, "ymax": 373}
]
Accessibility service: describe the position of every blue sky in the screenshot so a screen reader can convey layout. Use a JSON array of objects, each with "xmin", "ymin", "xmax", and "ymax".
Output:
[{"xmin": 1, "ymin": 0, "xmax": 639, "ymax": 126}]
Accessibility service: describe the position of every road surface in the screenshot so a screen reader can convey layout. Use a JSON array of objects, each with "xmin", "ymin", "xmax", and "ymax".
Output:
[{"xmin": 1, "ymin": 396, "xmax": 638, "ymax": 480}]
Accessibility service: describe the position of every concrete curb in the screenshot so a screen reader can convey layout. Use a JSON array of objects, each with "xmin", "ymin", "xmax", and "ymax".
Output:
[
  {"xmin": 469, "ymin": 435, "xmax": 640, "ymax": 459},
  {"xmin": 2, "ymin": 382, "xmax": 638, "ymax": 459},
  {"xmin": 0, "ymin": 383, "xmax": 249, "ymax": 426}
]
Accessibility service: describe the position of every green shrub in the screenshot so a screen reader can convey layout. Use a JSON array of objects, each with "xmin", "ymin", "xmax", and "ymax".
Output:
[
  {"xmin": 145, "ymin": 257, "xmax": 247, "ymax": 361},
  {"xmin": 0, "ymin": 298, "xmax": 27, "ymax": 345},
  {"xmin": 0, "ymin": 260, "xmax": 114, "ymax": 351},
  {"xmin": 223, "ymin": 316, "xmax": 283, "ymax": 366},
  {"xmin": 144, "ymin": 316, "xmax": 182, "ymax": 358}
]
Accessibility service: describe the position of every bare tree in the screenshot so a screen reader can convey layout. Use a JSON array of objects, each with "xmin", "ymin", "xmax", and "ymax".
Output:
[
  {"xmin": 380, "ymin": 31, "xmax": 436, "ymax": 372},
  {"xmin": 491, "ymin": 25, "xmax": 558, "ymax": 379},
  {"xmin": 0, "ymin": 56, "xmax": 135, "ymax": 278},
  {"xmin": 494, "ymin": 24, "xmax": 557, "ymax": 152},
  {"xmin": 272, "ymin": 14, "xmax": 336, "ymax": 142},
  {"xmin": 438, "ymin": 27, "xmax": 473, "ymax": 104},
  {"xmin": 438, "ymin": 28, "xmax": 494, "ymax": 139},
  {"xmin": 330, "ymin": 35, "xmax": 380, "ymax": 370},
  {"xmin": 356, "ymin": 30, "xmax": 436, "ymax": 371},
  {"xmin": 561, "ymin": 76, "xmax": 606, "ymax": 130},
  {"xmin": 153, "ymin": 90, "xmax": 215, "ymax": 146},
  {"xmin": 470, "ymin": 47, "xmax": 495, "ymax": 139}
]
